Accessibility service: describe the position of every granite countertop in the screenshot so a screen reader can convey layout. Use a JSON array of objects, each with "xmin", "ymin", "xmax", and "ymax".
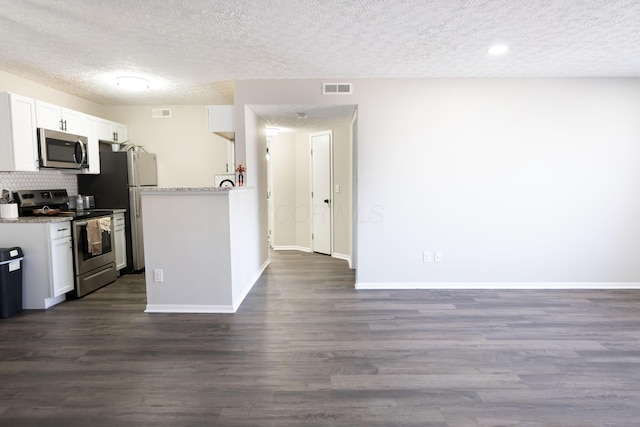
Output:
[
  {"xmin": 0, "ymin": 216, "xmax": 72, "ymax": 224},
  {"xmin": 141, "ymin": 187, "xmax": 251, "ymax": 193},
  {"xmin": 90, "ymin": 208, "xmax": 127, "ymax": 214},
  {"xmin": 0, "ymin": 209, "xmax": 126, "ymax": 224}
]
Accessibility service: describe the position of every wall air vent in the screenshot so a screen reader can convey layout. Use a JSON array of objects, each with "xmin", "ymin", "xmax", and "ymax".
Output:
[
  {"xmin": 322, "ymin": 82, "xmax": 353, "ymax": 95},
  {"xmin": 152, "ymin": 108, "xmax": 172, "ymax": 118}
]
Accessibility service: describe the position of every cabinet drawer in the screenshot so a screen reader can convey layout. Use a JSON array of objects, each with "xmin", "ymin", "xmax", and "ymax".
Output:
[
  {"xmin": 48, "ymin": 222, "xmax": 72, "ymax": 239},
  {"xmin": 114, "ymin": 214, "xmax": 125, "ymax": 229}
]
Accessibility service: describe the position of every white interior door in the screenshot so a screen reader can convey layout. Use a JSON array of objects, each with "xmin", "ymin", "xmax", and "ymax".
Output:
[{"xmin": 311, "ymin": 132, "xmax": 332, "ymax": 255}]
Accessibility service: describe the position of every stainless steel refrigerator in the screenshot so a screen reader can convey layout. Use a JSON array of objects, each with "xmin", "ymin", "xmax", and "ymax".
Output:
[{"xmin": 78, "ymin": 150, "xmax": 158, "ymax": 272}]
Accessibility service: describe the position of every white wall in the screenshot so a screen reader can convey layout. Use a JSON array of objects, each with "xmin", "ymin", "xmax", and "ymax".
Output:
[
  {"xmin": 270, "ymin": 133, "xmax": 298, "ymax": 247},
  {"xmin": 332, "ymin": 125, "xmax": 352, "ymax": 259},
  {"xmin": 234, "ymin": 106, "xmax": 270, "ymax": 291},
  {"xmin": 269, "ymin": 131, "xmax": 312, "ymax": 251},
  {"xmin": 5, "ymin": 71, "xmax": 640, "ymax": 288},
  {"xmin": 0, "ymin": 69, "xmax": 107, "ymax": 116},
  {"xmin": 294, "ymin": 132, "xmax": 311, "ymax": 249},
  {"xmin": 106, "ymin": 105, "xmax": 229, "ymax": 188},
  {"xmin": 234, "ymin": 78, "xmax": 640, "ymax": 287}
]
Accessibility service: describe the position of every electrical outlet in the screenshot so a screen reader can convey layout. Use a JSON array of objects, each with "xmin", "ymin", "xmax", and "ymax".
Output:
[
  {"xmin": 153, "ymin": 269, "xmax": 164, "ymax": 283},
  {"xmin": 423, "ymin": 251, "xmax": 432, "ymax": 263},
  {"xmin": 434, "ymin": 252, "xmax": 443, "ymax": 263}
]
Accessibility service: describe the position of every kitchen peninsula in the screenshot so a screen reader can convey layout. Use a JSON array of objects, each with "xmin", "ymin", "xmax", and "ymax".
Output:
[{"xmin": 140, "ymin": 187, "xmax": 267, "ymax": 313}]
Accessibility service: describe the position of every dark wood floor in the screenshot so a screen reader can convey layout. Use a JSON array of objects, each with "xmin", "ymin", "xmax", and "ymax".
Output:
[{"xmin": 2, "ymin": 251, "xmax": 640, "ymax": 426}]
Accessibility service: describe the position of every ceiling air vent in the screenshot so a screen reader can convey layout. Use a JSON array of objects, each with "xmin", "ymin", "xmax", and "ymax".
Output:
[
  {"xmin": 152, "ymin": 108, "xmax": 172, "ymax": 118},
  {"xmin": 322, "ymin": 82, "xmax": 353, "ymax": 95}
]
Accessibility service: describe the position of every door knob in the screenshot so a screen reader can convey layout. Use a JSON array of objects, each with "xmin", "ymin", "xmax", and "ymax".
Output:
[{"xmin": 324, "ymin": 199, "xmax": 330, "ymax": 204}]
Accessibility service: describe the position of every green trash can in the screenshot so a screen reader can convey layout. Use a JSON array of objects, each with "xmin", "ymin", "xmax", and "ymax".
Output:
[{"xmin": 0, "ymin": 247, "xmax": 24, "ymax": 318}]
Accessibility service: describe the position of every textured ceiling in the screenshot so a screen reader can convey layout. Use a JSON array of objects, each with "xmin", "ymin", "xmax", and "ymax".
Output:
[{"xmin": 1, "ymin": 0, "xmax": 639, "ymax": 111}]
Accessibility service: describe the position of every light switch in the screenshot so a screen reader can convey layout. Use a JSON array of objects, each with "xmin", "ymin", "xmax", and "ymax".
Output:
[{"xmin": 335, "ymin": 184, "xmax": 341, "ymax": 193}]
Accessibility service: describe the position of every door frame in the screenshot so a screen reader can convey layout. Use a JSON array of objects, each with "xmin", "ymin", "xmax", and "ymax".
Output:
[{"xmin": 266, "ymin": 137, "xmax": 274, "ymax": 248}]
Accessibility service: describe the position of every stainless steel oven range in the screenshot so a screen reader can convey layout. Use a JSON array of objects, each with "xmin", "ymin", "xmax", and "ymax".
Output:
[{"xmin": 14, "ymin": 189, "xmax": 117, "ymax": 297}]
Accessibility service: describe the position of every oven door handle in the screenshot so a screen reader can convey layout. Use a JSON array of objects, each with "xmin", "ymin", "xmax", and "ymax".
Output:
[{"xmin": 74, "ymin": 216, "xmax": 112, "ymax": 228}]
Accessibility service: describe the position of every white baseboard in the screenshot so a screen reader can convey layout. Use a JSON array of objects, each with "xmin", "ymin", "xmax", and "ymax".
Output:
[
  {"xmin": 272, "ymin": 246, "xmax": 312, "ymax": 252},
  {"xmin": 145, "ymin": 304, "xmax": 235, "ymax": 313},
  {"xmin": 232, "ymin": 257, "xmax": 271, "ymax": 312},
  {"xmin": 355, "ymin": 282, "xmax": 640, "ymax": 290},
  {"xmin": 332, "ymin": 252, "xmax": 352, "ymax": 268}
]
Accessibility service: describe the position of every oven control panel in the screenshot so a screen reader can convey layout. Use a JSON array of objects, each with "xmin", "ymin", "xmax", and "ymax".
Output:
[{"xmin": 15, "ymin": 189, "xmax": 69, "ymax": 208}]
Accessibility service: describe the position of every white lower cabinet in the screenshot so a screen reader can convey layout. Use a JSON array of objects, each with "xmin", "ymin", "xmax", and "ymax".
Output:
[
  {"xmin": 114, "ymin": 212, "xmax": 127, "ymax": 271},
  {"xmin": 50, "ymin": 232, "xmax": 74, "ymax": 297},
  {"xmin": 0, "ymin": 221, "xmax": 74, "ymax": 309}
]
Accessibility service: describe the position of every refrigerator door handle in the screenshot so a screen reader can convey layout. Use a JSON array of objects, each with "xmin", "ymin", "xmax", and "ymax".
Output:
[{"xmin": 136, "ymin": 190, "xmax": 141, "ymax": 218}]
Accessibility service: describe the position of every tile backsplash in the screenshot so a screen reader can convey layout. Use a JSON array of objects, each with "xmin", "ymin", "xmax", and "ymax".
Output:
[{"xmin": 0, "ymin": 171, "xmax": 78, "ymax": 197}]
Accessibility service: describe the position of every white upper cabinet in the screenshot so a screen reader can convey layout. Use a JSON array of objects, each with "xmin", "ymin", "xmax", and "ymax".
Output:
[
  {"xmin": 206, "ymin": 105, "xmax": 234, "ymax": 141},
  {"xmin": 34, "ymin": 100, "xmax": 60, "ymax": 130},
  {"xmin": 61, "ymin": 108, "xmax": 85, "ymax": 135},
  {"xmin": 96, "ymin": 119, "xmax": 113, "ymax": 141},
  {"xmin": 112, "ymin": 122, "xmax": 128, "ymax": 143},
  {"xmin": 35, "ymin": 100, "xmax": 85, "ymax": 135},
  {"xmin": 1, "ymin": 92, "xmax": 129, "ymax": 173},
  {"xmin": 85, "ymin": 115, "xmax": 127, "ymax": 173},
  {"xmin": 82, "ymin": 115, "xmax": 100, "ymax": 174},
  {"xmin": 97, "ymin": 118, "xmax": 128, "ymax": 143},
  {"xmin": 0, "ymin": 92, "xmax": 39, "ymax": 171}
]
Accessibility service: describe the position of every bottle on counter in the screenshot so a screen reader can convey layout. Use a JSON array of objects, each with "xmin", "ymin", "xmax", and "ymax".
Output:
[{"xmin": 76, "ymin": 194, "xmax": 84, "ymax": 211}]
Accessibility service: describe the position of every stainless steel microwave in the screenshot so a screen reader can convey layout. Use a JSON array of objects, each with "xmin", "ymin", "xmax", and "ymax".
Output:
[{"xmin": 37, "ymin": 128, "xmax": 88, "ymax": 169}]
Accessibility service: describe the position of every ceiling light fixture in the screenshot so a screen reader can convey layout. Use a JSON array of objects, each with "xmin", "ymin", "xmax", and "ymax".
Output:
[
  {"xmin": 266, "ymin": 127, "xmax": 280, "ymax": 136},
  {"xmin": 116, "ymin": 76, "xmax": 150, "ymax": 90},
  {"xmin": 488, "ymin": 44, "xmax": 509, "ymax": 55},
  {"xmin": 296, "ymin": 112, "xmax": 308, "ymax": 119}
]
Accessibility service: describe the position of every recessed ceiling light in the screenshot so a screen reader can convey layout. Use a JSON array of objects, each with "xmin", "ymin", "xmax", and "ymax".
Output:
[
  {"xmin": 116, "ymin": 76, "xmax": 150, "ymax": 90},
  {"xmin": 488, "ymin": 44, "xmax": 509, "ymax": 55}
]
